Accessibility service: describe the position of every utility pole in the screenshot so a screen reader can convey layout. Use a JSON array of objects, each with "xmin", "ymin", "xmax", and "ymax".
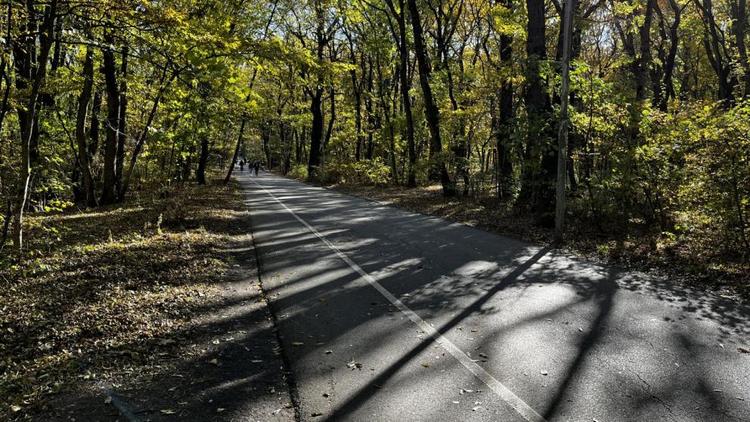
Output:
[{"xmin": 555, "ymin": 0, "xmax": 575, "ymax": 243}]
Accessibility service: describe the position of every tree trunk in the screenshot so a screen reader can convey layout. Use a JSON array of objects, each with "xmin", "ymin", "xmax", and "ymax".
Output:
[
  {"xmin": 731, "ymin": 0, "xmax": 750, "ymax": 98},
  {"xmin": 196, "ymin": 135, "xmax": 209, "ymax": 184},
  {"xmin": 696, "ymin": 0, "xmax": 736, "ymax": 107},
  {"xmin": 350, "ymin": 51, "xmax": 364, "ymax": 161},
  {"xmin": 398, "ymin": 12, "xmax": 416, "ymax": 185},
  {"xmin": 519, "ymin": 0, "xmax": 555, "ymax": 216},
  {"xmin": 11, "ymin": 0, "xmax": 57, "ymax": 252},
  {"xmin": 89, "ymin": 91, "xmax": 102, "ymax": 157},
  {"xmin": 120, "ymin": 69, "xmax": 175, "ymax": 200},
  {"xmin": 307, "ymin": 0, "xmax": 328, "ymax": 180},
  {"xmin": 495, "ymin": 0, "xmax": 514, "ymax": 199},
  {"xmin": 224, "ymin": 119, "xmax": 246, "ymax": 184},
  {"xmin": 308, "ymin": 86, "xmax": 324, "ymax": 178},
  {"xmin": 263, "ymin": 123, "xmax": 272, "ymax": 167},
  {"xmin": 407, "ymin": 0, "xmax": 454, "ymax": 195},
  {"xmin": 76, "ymin": 46, "xmax": 96, "ymax": 206},
  {"xmin": 100, "ymin": 38, "xmax": 120, "ymax": 205},
  {"xmin": 115, "ymin": 45, "xmax": 128, "ymax": 198},
  {"xmin": 323, "ymin": 86, "xmax": 336, "ymax": 153}
]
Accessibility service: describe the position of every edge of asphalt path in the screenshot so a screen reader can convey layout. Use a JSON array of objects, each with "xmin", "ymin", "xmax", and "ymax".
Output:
[{"xmin": 246, "ymin": 183, "xmax": 303, "ymax": 422}]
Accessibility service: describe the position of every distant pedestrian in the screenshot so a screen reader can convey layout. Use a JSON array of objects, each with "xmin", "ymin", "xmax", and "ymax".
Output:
[
  {"xmin": 239, "ymin": 160, "xmax": 245, "ymax": 172},
  {"xmin": 254, "ymin": 161, "xmax": 260, "ymax": 176}
]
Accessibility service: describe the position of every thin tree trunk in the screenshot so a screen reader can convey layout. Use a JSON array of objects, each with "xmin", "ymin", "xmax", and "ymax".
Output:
[
  {"xmin": 115, "ymin": 45, "xmax": 128, "ymax": 198},
  {"xmin": 89, "ymin": 91, "xmax": 102, "ymax": 157},
  {"xmin": 119, "ymin": 69, "xmax": 176, "ymax": 200},
  {"xmin": 224, "ymin": 119, "xmax": 247, "ymax": 184},
  {"xmin": 76, "ymin": 46, "xmax": 96, "ymax": 206},
  {"xmin": 407, "ymin": 0, "xmax": 454, "ymax": 195},
  {"xmin": 12, "ymin": 0, "xmax": 58, "ymax": 252},
  {"xmin": 555, "ymin": 0, "xmax": 575, "ymax": 242},
  {"xmin": 323, "ymin": 86, "xmax": 336, "ymax": 152}
]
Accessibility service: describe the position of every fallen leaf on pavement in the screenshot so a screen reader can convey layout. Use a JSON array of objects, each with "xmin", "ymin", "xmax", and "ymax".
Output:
[{"xmin": 347, "ymin": 361, "xmax": 363, "ymax": 370}]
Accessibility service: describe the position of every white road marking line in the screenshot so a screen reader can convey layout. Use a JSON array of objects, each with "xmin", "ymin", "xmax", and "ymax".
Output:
[{"xmin": 248, "ymin": 176, "xmax": 547, "ymax": 422}]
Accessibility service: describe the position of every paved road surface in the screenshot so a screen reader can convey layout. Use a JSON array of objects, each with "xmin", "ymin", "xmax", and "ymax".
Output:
[{"xmin": 241, "ymin": 172, "xmax": 750, "ymax": 422}]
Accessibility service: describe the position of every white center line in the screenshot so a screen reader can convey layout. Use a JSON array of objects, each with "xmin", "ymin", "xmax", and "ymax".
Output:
[{"xmin": 248, "ymin": 176, "xmax": 546, "ymax": 422}]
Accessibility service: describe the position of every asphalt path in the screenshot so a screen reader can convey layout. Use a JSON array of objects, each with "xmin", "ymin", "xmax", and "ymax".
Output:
[{"xmin": 241, "ymin": 171, "xmax": 750, "ymax": 422}]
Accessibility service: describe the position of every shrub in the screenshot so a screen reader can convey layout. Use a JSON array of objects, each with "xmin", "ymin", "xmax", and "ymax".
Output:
[
  {"xmin": 332, "ymin": 158, "xmax": 391, "ymax": 186},
  {"xmin": 288, "ymin": 164, "xmax": 308, "ymax": 180}
]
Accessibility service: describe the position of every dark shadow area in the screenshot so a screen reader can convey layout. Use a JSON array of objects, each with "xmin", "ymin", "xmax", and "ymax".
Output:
[{"xmin": 325, "ymin": 246, "xmax": 551, "ymax": 421}]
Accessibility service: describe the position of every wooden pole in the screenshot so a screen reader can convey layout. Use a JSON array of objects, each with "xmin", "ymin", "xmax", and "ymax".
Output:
[{"xmin": 555, "ymin": 0, "xmax": 575, "ymax": 243}]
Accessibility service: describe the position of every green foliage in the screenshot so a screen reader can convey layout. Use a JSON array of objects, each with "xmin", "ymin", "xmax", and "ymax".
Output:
[
  {"xmin": 330, "ymin": 158, "xmax": 391, "ymax": 186},
  {"xmin": 288, "ymin": 164, "xmax": 309, "ymax": 180}
]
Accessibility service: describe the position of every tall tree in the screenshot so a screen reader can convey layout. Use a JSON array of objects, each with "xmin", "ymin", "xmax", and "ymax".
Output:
[
  {"xmin": 407, "ymin": 0, "xmax": 455, "ymax": 195},
  {"xmin": 383, "ymin": 0, "xmax": 419, "ymax": 186},
  {"xmin": 519, "ymin": 0, "xmax": 556, "ymax": 216},
  {"xmin": 100, "ymin": 36, "xmax": 120, "ymax": 205},
  {"xmin": 75, "ymin": 46, "xmax": 96, "ymax": 207},
  {"xmin": 11, "ymin": 0, "xmax": 58, "ymax": 251}
]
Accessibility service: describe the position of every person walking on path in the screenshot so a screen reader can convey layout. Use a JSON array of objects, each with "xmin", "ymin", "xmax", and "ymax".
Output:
[
  {"xmin": 254, "ymin": 161, "xmax": 260, "ymax": 176},
  {"xmin": 239, "ymin": 160, "xmax": 245, "ymax": 172}
]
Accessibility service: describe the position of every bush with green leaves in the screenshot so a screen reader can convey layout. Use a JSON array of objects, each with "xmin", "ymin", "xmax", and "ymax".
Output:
[
  {"xmin": 288, "ymin": 164, "xmax": 308, "ymax": 181},
  {"xmin": 329, "ymin": 158, "xmax": 391, "ymax": 186}
]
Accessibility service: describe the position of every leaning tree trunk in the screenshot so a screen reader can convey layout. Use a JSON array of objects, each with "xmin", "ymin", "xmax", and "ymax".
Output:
[
  {"xmin": 224, "ymin": 119, "xmax": 247, "ymax": 184},
  {"xmin": 406, "ymin": 0, "xmax": 454, "ymax": 196}
]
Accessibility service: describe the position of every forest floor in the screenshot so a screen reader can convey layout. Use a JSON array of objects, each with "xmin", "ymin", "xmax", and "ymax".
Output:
[
  {"xmin": 324, "ymin": 182, "xmax": 749, "ymax": 301},
  {"xmin": 0, "ymin": 180, "xmax": 295, "ymax": 421}
]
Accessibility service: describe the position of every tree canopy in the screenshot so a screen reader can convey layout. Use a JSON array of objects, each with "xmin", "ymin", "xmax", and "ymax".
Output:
[{"xmin": 0, "ymin": 0, "xmax": 748, "ymax": 266}]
